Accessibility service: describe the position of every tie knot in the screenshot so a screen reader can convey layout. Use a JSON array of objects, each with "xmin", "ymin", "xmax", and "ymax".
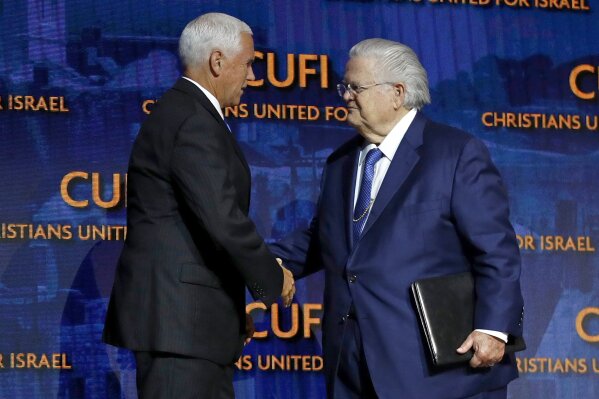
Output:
[{"xmin": 364, "ymin": 148, "xmax": 383, "ymax": 167}]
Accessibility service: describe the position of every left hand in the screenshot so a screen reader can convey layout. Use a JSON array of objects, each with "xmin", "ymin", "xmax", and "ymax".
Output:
[
  {"xmin": 456, "ymin": 330, "xmax": 505, "ymax": 368},
  {"xmin": 244, "ymin": 313, "xmax": 255, "ymax": 346}
]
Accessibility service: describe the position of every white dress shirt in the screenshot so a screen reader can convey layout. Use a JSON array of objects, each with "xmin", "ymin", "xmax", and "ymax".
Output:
[
  {"xmin": 352, "ymin": 108, "xmax": 508, "ymax": 343},
  {"xmin": 353, "ymin": 108, "xmax": 418, "ymax": 211}
]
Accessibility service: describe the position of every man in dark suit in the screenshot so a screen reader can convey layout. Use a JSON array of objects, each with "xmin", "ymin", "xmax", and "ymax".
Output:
[
  {"xmin": 103, "ymin": 13, "xmax": 294, "ymax": 399},
  {"xmin": 272, "ymin": 39, "xmax": 524, "ymax": 399}
]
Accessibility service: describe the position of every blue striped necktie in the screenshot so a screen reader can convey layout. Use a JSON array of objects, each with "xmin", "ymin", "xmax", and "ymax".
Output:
[{"xmin": 353, "ymin": 148, "xmax": 383, "ymax": 245}]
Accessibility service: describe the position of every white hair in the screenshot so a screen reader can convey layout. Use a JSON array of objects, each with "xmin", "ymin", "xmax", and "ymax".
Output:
[
  {"xmin": 179, "ymin": 13, "xmax": 252, "ymax": 70},
  {"xmin": 349, "ymin": 38, "xmax": 431, "ymax": 110}
]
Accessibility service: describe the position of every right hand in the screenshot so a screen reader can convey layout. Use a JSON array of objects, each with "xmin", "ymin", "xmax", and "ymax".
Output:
[
  {"xmin": 277, "ymin": 258, "xmax": 295, "ymax": 307},
  {"xmin": 456, "ymin": 331, "xmax": 506, "ymax": 368}
]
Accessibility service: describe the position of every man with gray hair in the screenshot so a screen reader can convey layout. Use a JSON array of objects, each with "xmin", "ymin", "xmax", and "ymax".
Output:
[
  {"xmin": 103, "ymin": 13, "xmax": 294, "ymax": 398},
  {"xmin": 272, "ymin": 38, "xmax": 523, "ymax": 398}
]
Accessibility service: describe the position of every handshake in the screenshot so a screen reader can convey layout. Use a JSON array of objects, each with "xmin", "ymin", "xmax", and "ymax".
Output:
[
  {"xmin": 246, "ymin": 257, "xmax": 295, "ymax": 345},
  {"xmin": 277, "ymin": 258, "xmax": 295, "ymax": 307}
]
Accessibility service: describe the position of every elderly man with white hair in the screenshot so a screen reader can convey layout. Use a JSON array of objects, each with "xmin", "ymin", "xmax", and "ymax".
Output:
[
  {"xmin": 103, "ymin": 13, "xmax": 294, "ymax": 398},
  {"xmin": 272, "ymin": 38, "xmax": 524, "ymax": 399}
]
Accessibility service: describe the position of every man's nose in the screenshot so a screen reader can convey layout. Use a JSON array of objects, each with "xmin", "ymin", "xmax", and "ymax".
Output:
[{"xmin": 342, "ymin": 90, "xmax": 353, "ymax": 102}]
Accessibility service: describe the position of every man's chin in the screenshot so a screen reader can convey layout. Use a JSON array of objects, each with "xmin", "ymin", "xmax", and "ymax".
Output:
[
  {"xmin": 224, "ymin": 98, "xmax": 242, "ymax": 108},
  {"xmin": 346, "ymin": 114, "xmax": 361, "ymax": 128}
]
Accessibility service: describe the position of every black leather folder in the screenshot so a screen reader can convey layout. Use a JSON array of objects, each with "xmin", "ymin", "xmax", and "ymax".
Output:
[{"xmin": 410, "ymin": 272, "xmax": 525, "ymax": 367}]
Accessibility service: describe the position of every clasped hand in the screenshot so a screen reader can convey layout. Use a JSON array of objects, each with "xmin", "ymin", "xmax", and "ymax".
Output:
[
  {"xmin": 245, "ymin": 259, "xmax": 294, "ymax": 346},
  {"xmin": 277, "ymin": 257, "xmax": 295, "ymax": 307},
  {"xmin": 456, "ymin": 331, "xmax": 506, "ymax": 368}
]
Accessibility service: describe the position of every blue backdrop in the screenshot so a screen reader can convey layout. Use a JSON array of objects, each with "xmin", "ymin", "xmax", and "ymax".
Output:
[{"xmin": 0, "ymin": 1, "xmax": 598, "ymax": 398}]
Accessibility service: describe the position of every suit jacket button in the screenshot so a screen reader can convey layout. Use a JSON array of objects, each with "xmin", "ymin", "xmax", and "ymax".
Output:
[
  {"xmin": 349, "ymin": 274, "xmax": 357, "ymax": 283},
  {"xmin": 341, "ymin": 315, "xmax": 348, "ymax": 322}
]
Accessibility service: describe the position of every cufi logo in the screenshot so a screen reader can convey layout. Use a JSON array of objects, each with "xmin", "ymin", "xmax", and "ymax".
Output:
[
  {"xmin": 576, "ymin": 307, "xmax": 599, "ymax": 343},
  {"xmin": 570, "ymin": 65, "xmax": 599, "ymax": 100}
]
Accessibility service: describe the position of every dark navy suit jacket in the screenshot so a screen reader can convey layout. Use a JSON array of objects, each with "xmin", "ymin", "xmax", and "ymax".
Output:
[{"xmin": 272, "ymin": 112, "xmax": 524, "ymax": 398}]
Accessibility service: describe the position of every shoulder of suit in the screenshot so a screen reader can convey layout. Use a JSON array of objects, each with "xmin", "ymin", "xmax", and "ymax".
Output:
[
  {"xmin": 149, "ymin": 84, "xmax": 215, "ymax": 121},
  {"xmin": 422, "ymin": 118, "xmax": 480, "ymax": 149},
  {"xmin": 326, "ymin": 135, "xmax": 362, "ymax": 165}
]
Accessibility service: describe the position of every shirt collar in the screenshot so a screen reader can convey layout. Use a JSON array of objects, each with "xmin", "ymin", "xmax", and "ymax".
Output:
[
  {"xmin": 358, "ymin": 108, "xmax": 418, "ymax": 166},
  {"xmin": 182, "ymin": 76, "xmax": 224, "ymax": 120}
]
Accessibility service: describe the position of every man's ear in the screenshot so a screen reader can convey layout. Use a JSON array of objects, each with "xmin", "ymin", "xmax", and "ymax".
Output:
[
  {"xmin": 393, "ymin": 83, "xmax": 405, "ymax": 109},
  {"xmin": 209, "ymin": 50, "xmax": 224, "ymax": 76}
]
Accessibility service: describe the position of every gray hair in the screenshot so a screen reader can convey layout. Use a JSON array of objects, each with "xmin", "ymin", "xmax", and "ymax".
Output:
[
  {"xmin": 349, "ymin": 38, "xmax": 431, "ymax": 110},
  {"xmin": 179, "ymin": 13, "xmax": 252, "ymax": 70}
]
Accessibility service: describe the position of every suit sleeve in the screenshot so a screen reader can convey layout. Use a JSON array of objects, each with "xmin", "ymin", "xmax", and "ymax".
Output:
[
  {"xmin": 269, "ymin": 168, "xmax": 327, "ymax": 279},
  {"xmin": 270, "ymin": 217, "xmax": 323, "ymax": 279},
  {"xmin": 451, "ymin": 137, "xmax": 524, "ymax": 337},
  {"xmin": 170, "ymin": 114, "xmax": 283, "ymax": 306}
]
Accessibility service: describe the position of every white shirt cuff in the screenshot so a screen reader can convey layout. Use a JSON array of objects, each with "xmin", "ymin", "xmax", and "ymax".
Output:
[{"xmin": 475, "ymin": 329, "xmax": 508, "ymax": 343}]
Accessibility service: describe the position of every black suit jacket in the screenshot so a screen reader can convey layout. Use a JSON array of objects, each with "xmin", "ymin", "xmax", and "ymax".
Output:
[{"xmin": 103, "ymin": 78, "xmax": 283, "ymax": 365}]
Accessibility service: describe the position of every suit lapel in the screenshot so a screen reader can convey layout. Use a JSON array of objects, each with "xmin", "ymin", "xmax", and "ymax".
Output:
[
  {"xmin": 173, "ymin": 78, "xmax": 251, "ymax": 175},
  {"xmin": 359, "ymin": 112, "xmax": 427, "ymax": 239},
  {"xmin": 324, "ymin": 136, "xmax": 362, "ymax": 254},
  {"xmin": 341, "ymin": 143, "xmax": 361, "ymax": 251}
]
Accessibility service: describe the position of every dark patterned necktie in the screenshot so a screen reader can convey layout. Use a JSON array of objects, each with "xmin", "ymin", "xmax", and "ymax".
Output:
[{"xmin": 352, "ymin": 148, "xmax": 383, "ymax": 245}]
